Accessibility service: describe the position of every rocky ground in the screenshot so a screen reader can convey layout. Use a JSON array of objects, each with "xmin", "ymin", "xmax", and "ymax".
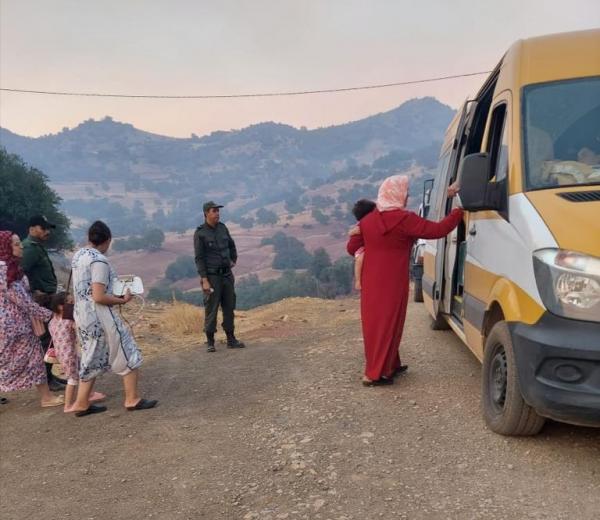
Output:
[{"xmin": 1, "ymin": 296, "xmax": 599, "ymax": 519}]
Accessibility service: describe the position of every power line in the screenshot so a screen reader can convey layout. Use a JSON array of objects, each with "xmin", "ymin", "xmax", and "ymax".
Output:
[{"xmin": 0, "ymin": 71, "xmax": 491, "ymax": 100}]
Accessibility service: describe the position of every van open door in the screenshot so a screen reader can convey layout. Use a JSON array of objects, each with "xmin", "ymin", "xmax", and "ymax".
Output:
[{"xmin": 427, "ymin": 102, "xmax": 474, "ymax": 326}]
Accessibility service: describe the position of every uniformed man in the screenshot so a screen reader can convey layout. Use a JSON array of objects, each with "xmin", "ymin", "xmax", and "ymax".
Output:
[
  {"xmin": 21, "ymin": 215, "xmax": 58, "ymax": 297},
  {"xmin": 22, "ymin": 215, "xmax": 63, "ymax": 390},
  {"xmin": 194, "ymin": 201, "xmax": 245, "ymax": 352}
]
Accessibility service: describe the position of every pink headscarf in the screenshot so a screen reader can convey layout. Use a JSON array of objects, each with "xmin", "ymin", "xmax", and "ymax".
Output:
[
  {"xmin": 376, "ymin": 175, "xmax": 409, "ymax": 212},
  {"xmin": 0, "ymin": 230, "xmax": 24, "ymax": 286}
]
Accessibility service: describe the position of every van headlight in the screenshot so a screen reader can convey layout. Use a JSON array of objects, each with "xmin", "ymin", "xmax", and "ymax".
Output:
[{"xmin": 533, "ymin": 249, "xmax": 600, "ymax": 323}]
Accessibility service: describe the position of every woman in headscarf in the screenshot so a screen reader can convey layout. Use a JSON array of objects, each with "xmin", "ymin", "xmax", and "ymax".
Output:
[
  {"xmin": 347, "ymin": 175, "xmax": 462, "ymax": 385},
  {"xmin": 0, "ymin": 230, "xmax": 64, "ymax": 406}
]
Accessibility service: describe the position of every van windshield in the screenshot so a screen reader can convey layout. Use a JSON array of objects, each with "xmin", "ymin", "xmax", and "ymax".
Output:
[{"xmin": 523, "ymin": 76, "xmax": 600, "ymax": 190}]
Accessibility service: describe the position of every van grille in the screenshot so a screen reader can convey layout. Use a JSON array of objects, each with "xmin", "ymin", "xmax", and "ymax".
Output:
[{"xmin": 557, "ymin": 191, "xmax": 600, "ymax": 202}]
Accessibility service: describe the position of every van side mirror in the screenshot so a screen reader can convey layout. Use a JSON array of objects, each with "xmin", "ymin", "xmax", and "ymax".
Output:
[{"xmin": 459, "ymin": 153, "xmax": 504, "ymax": 212}]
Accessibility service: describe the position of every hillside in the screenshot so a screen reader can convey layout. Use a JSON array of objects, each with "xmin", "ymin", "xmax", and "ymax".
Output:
[
  {"xmin": 0, "ymin": 97, "xmax": 452, "ymax": 185},
  {"xmin": 1, "ymin": 97, "xmax": 453, "ymax": 294}
]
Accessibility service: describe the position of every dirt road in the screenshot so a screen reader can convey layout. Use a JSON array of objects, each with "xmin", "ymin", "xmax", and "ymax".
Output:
[{"xmin": 1, "ymin": 297, "xmax": 599, "ymax": 519}]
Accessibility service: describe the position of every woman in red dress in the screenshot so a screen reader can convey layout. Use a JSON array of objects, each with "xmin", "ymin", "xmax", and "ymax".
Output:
[{"xmin": 347, "ymin": 175, "xmax": 463, "ymax": 386}]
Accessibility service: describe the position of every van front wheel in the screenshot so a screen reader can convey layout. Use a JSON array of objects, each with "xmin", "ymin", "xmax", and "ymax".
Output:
[{"xmin": 482, "ymin": 321, "xmax": 545, "ymax": 436}]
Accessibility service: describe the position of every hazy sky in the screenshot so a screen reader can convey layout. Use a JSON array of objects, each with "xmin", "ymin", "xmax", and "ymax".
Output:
[{"xmin": 1, "ymin": 0, "xmax": 598, "ymax": 138}]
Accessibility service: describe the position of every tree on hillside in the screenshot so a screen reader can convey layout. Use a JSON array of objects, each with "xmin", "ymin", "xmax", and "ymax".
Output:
[
  {"xmin": 311, "ymin": 208, "xmax": 330, "ymax": 225},
  {"xmin": 311, "ymin": 195, "xmax": 335, "ymax": 209},
  {"xmin": 262, "ymin": 232, "xmax": 312, "ymax": 270},
  {"xmin": 331, "ymin": 206, "xmax": 345, "ymax": 222},
  {"xmin": 165, "ymin": 255, "xmax": 197, "ymax": 281},
  {"xmin": 256, "ymin": 208, "xmax": 278, "ymax": 225},
  {"xmin": 235, "ymin": 271, "xmax": 318, "ymax": 310},
  {"xmin": 0, "ymin": 148, "xmax": 72, "ymax": 249},
  {"xmin": 112, "ymin": 227, "xmax": 165, "ymax": 252},
  {"xmin": 284, "ymin": 196, "xmax": 304, "ymax": 214},
  {"xmin": 144, "ymin": 228, "xmax": 165, "ymax": 251},
  {"xmin": 239, "ymin": 217, "xmax": 254, "ymax": 229},
  {"xmin": 331, "ymin": 256, "xmax": 354, "ymax": 295},
  {"xmin": 310, "ymin": 248, "xmax": 332, "ymax": 280}
]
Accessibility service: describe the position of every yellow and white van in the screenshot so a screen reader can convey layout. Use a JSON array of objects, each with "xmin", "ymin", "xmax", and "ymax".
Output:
[{"xmin": 422, "ymin": 29, "xmax": 600, "ymax": 435}]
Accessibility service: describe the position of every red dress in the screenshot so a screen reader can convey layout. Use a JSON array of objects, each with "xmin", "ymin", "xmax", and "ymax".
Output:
[{"xmin": 347, "ymin": 208, "xmax": 463, "ymax": 381}]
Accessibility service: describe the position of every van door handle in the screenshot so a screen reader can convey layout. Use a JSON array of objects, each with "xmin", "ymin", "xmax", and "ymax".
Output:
[{"xmin": 469, "ymin": 225, "xmax": 477, "ymax": 236}]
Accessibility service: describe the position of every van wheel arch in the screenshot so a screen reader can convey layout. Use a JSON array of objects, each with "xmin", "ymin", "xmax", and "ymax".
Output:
[{"xmin": 483, "ymin": 302, "xmax": 505, "ymax": 341}]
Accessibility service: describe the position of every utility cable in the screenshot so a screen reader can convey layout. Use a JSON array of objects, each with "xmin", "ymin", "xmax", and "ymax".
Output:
[{"xmin": 0, "ymin": 71, "xmax": 491, "ymax": 99}]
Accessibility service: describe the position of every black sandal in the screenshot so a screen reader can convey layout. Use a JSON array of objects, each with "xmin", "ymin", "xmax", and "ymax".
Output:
[
  {"xmin": 75, "ymin": 404, "xmax": 107, "ymax": 417},
  {"xmin": 362, "ymin": 377, "xmax": 394, "ymax": 387},
  {"xmin": 126, "ymin": 398, "xmax": 158, "ymax": 411},
  {"xmin": 393, "ymin": 365, "xmax": 409, "ymax": 377},
  {"xmin": 0, "ymin": 397, "xmax": 8, "ymax": 405}
]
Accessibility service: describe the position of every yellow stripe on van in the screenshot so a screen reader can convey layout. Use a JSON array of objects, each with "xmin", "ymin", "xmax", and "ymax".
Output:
[{"xmin": 465, "ymin": 262, "xmax": 546, "ymax": 325}]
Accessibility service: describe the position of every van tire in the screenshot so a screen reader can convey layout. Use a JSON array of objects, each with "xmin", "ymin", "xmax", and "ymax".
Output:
[
  {"xmin": 482, "ymin": 321, "xmax": 545, "ymax": 436},
  {"xmin": 430, "ymin": 311, "xmax": 450, "ymax": 330},
  {"xmin": 413, "ymin": 279, "xmax": 424, "ymax": 303}
]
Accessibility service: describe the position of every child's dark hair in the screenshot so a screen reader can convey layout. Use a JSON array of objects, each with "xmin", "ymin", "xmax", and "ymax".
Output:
[
  {"xmin": 50, "ymin": 292, "xmax": 66, "ymax": 313},
  {"xmin": 352, "ymin": 199, "xmax": 376, "ymax": 221},
  {"xmin": 88, "ymin": 220, "xmax": 112, "ymax": 246}
]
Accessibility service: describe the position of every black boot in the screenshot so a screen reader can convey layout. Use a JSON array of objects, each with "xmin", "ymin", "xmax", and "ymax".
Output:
[
  {"xmin": 226, "ymin": 332, "xmax": 245, "ymax": 349},
  {"xmin": 206, "ymin": 332, "xmax": 216, "ymax": 352}
]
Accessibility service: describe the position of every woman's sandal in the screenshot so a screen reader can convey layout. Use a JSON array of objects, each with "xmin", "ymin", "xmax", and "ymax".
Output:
[
  {"xmin": 392, "ymin": 365, "xmax": 409, "ymax": 377},
  {"xmin": 362, "ymin": 377, "xmax": 394, "ymax": 387},
  {"xmin": 75, "ymin": 404, "xmax": 107, "ymax": 417},
  {"xmin": 126, "ymin": 398, "xmax": 158, "ymax": 411},
  {"xmin": 41, "ymin": 395, "xmax": 65, "ymax": 408},
  {"xmin": 89, "ymin": 392, "xmax": 106, "ymax": 403}
]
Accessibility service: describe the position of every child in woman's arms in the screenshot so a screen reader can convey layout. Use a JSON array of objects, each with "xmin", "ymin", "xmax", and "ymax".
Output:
[{"xmin": 349, "ymin": 199, "xmax": 376, "ymax": 290}]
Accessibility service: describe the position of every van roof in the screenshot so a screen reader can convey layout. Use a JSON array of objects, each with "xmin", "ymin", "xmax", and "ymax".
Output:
[
  {"xmin": 439, "ymin": 29, "xmax": 599, "ymax": 156},
  {"xmin": 503, "ymin": 29, "xmax": 600, "ymax": 88}
]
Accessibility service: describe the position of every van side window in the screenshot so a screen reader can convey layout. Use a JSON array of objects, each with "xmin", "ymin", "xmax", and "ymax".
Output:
[
  {"xmin": 465, "ymin": 79, "xmax": 497, "ymax": 155},
  {"xmin": 427, "ymin": 150, "xmax": 452, "ymax": 222},
  {"xmin": 487, "ymin": 104, "xmax": 509, "ymax": 181}
]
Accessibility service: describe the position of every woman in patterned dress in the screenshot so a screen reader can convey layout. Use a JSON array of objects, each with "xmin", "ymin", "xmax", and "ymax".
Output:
[
  {"xmin": 0, "ymin": 231, "xmax": 64, "ymax": 407},
  {"xmin": 69, "ymin": 221, "xmax": 157, "ymax": 417}
]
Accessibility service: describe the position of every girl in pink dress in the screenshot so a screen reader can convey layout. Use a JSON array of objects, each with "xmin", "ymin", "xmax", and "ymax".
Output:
[
  {"xmin": 0, "ymin": 231, "xmax": 63, "ymax": 407},
  {"xmin": 48, "ymin": 292, "xmax": 105, "ymax": 412}
]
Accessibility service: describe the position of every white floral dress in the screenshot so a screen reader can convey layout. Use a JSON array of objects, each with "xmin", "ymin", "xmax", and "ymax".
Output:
[{"xmin": 71, "ymin": 248, "xmax": 143, "ymax": 381}]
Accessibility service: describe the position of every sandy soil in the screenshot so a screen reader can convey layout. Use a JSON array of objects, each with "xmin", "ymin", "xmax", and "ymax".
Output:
[{"xmin": 1, "ymin": 296, "xmax": 599, "ymax": 519}]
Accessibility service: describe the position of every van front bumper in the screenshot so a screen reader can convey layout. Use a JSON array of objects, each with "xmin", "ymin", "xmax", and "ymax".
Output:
[{"xmin": 509, "ymin": 313, "xmax": 600, "ymax": 427}]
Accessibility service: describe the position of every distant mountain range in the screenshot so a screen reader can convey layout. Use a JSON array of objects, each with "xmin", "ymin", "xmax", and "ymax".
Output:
[
  {"xmin": 0, "ymin": 97, "xmax": 453, "ymax": 184},
  {"xmin": 1, "ymin": 97, "xmax": 454, "ymax": 237}
]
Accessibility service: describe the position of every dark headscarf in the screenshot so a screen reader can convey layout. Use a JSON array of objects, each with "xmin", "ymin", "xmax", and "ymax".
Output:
[{"xmin": 0, "ymin": 231, "xmax": 24, "ymax": 286}]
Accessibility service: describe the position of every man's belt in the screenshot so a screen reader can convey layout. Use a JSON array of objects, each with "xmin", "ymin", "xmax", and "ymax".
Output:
[{"xmin": 206, "ymin": 267, "xmax": 231, "ymax": 275}]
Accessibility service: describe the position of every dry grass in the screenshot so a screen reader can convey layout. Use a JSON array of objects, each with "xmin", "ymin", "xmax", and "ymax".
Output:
[{"xmin": 160, "ymin": 301, "xmax": 204, "ymax": 336}]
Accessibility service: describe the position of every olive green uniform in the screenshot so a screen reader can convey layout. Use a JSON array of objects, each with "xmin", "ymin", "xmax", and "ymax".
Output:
[
  {"xmin": 21, "ymin": 235, "xmax": 57, "ymax": 296},
  {"xmin": 193, "ymin": 222, "xmax": 238, "ymax": 334},
  {"xmin": 21, "ymin": 235, "xmax": 59, "ymax": 384}
]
